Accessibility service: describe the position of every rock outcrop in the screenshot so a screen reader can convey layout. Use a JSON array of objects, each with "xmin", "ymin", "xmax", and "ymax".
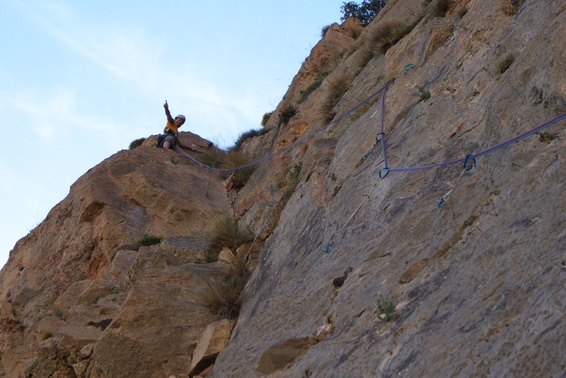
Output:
[
  {"xmin": 0, "ymin": 135, "xmax": 234, "ymax": 377},
  {"xmin": 1, "ymin": 0, "xmax": 565, "ymax": 376}
]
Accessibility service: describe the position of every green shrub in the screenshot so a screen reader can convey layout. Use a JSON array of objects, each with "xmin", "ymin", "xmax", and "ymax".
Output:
[
  {"xmin": 415, "ymin": 85, "xmax": 431, "ymax": 101},
  {"xmin": 232, "ymin": 129, "xmax": 261, "ymax": 151},
  {"xmin": 231, "ymin": 128, "xmax": 270, "ymax": 152},
  {"xmin": 279, "ymin": 106, "xmax": 297, "ymax": 125},
  {"xmin": 495, "ymin": 52, "xmax": 515, "ymax": 74},
  {"xmin": 289, "ymin": 162, "xmax": 303, "ymax": 182},
  {"xmin": 92, "ymin": 293, "xmax": 104, "ymax": 304},
  {"xmin": 53, "ymin": 308, "xmax": 64, "ymax": 319},
  {"xmin": 321, "ymin": 24, "xmax": 331, "ymax": 37},
  {"xmin": 138, "ymin": 234, "xmax": 164, "ymax": 246},
  {"xmin": 109, "ymin": 287, "xmax": 120, "ymax": 295},
  {"xmin": 281, "ymin": 162, "xmax": 303, "ymax": 200},
  {"xmin": 300, "ymin": 73, "xmax": 329, "ymax": 103},
  {"xmin": 129, "ymin": 138, "xmax": 145, "ymax": 150},
  {"xmin": 375, "ymin": 295, "xmax": 396, "ymax": 322},
  {"xmin": 261, "ymin": 112, "xmax": 272, "ymax": 126},
  {"xmin": 340, "ymin": 0, "xmax": 386, "ymax": 26}
]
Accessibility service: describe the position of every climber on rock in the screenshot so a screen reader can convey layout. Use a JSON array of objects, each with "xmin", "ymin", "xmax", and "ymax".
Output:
[{"xmin": 158, "ymin": 101, "xmax": 201, "ymax": 153}]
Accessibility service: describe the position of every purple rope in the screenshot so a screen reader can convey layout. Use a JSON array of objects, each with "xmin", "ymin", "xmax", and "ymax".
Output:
[
  {"xmin": 471, "ymin": 111, "xmax": 566, "ymax": 158},
  {"xmin": 385, "ymin": 111, "xmax": 566, "ymax": 173},
  {"xmin": 176, "ymin": 82, "xmax": 392, "ymax": 172}
]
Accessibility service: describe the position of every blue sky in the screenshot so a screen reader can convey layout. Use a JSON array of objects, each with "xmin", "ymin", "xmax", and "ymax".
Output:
[{"xmin": 0, "ymin": 0, "xmax": 346, "ymax": 268}]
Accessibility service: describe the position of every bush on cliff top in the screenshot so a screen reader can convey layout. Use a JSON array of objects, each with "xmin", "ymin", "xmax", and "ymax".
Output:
[{"xmin": 341, "ymin": 0, "xmax": 387, "ymax": 26}]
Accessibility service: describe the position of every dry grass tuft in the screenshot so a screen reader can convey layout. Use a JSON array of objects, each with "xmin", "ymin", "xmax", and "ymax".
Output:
[
  {"xmin": 502, "ymin": 0, "xmax": 524, "ymax": 16},
  {"xmin": 369, "ymin": 21, "xmax": 413, "ymax": 56},
  {"xmin": 210, "ymin": 216, "xmax": 254, "ymax": 250},
  {"xmin": 197, "ymin": 256, "xmax": 251, "ymax": 319},
  {"xmin": 432, "ymin": 0, "xmax": 452, "ymax": 17},
  {"xmin": 495, "ymin": 52, "xmax": 515, "ymax": 75},
  {"xmin": 221, "ymin": 150, "xmax": 256, "ymax": 189}
]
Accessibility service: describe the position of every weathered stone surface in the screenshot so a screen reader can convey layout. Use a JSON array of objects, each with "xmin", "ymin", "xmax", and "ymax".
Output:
[
  {"xmin": 0, "ymin": 136, "xmax": 231, "ymax": 377},
  {"xmin": 189, "ymin": 319, "xmax": 234, "ymax": 375},
  {"xmin": 210, "ymin": 0, "xmax": 566, "ymax": 377},
  {"xmin": 217, "ymin": 247, "xmax": 236, "ymax": 265}
]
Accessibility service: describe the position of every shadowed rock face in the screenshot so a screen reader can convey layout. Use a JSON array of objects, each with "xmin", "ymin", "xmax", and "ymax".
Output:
[{"xmin": 2, "ymin": 0, "xmax": 566, "ymax": 377}]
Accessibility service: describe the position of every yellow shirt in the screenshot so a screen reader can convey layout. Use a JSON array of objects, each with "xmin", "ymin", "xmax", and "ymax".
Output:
[{"xmin": 164, "ymin": 120, "xmax": 178, "ymax": 134}]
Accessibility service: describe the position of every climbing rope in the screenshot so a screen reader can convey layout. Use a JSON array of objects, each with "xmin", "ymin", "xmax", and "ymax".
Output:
[
  {"xmin": 378, "ymin": 111, "xmax": 566, "ymax": 176},
  {"xmin": 175, "ymin": 81, "xmax": 392, "ymax": 171},
  {"xmin": 172, "ymin": 64, "xmax": 566, "ymax": 255}
]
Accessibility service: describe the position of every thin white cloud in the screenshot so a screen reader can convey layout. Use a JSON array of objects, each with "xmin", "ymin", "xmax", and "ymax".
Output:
[
  {"xmin": 8, "ymin": 89, "xmax": 74, "ymax": 140},
  {"xmin": 14, "ymin": 1, "xmax": 168, "ymax": 88},
  {"xmin": 6, "ymin": 88, "xmax": 122, "ymax": 144}
]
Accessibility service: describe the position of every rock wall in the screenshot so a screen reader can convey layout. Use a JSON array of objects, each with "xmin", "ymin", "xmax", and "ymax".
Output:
[
  {"xmin": 0, "ymin": 134, "xmax": 234, "ymax": 377},
  {"xmin": 211, "ymin": 0, "xmax": 566, "ymax": 376}
]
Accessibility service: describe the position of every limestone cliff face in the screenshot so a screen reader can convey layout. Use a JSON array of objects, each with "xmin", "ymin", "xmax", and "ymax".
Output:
[
  {"xmin": 213, "ymin": 0, "xmax": 566, "ymax": 376},
  {"xmin": 1, "ymin": 0, "xmax": 565, "ymax": 376}
]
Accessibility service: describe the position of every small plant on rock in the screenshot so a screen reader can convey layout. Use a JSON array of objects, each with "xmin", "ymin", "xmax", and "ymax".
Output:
[
  {"xmin": 261, "ymin": 112, "xmax": 273, "ymax": 127},
  {"xmin": 369, "ymin": 21, "xmax": 413, "ymax": 55},
  {"xmin": 138, "ymin": 234, "xmax": 164, "ymax": 246},
  {"xmin": 415, "ymin": 85, "xmax": 431, "ymax": 101},
  {"xmin": 53, "ymin": 308, "xmax": 64, "ymax": 319},
  {"xmin": 221, "ymin": 151, "xmax": 256, "ymax": 189},
  {"xmin": 198, "ymin": 255, "xmax": 251, "ymax": 319},
  {"xmin": 201, "ymin": 148, "xmax": 226, "ymax": 169},
  {"xmin": 210, "ymin": 216, "xmax": 254, "ymax": 251},
  {"xmin": 321, "ymin": 24, "xmax": 331, "ymax": 37},
  {"xmin": 230, "ymin": 128, "xmax": 270, "ymax": 152},
  {"xmin": 432, "ymin": 0, "xmax": 452, "ymax": 17},
  {"xmin": 375, "ymin": 295, "xmax": 396, "ymax": 322},
  {"xmin": 279, "ymin": 106, "xmax": 297, "ymax": 125},
  {"xmin": 282, "ymin": 162, "xmax": 303, "ymax": 200},
  {"xmin": 300, "ymin": 73, "xmax": 329, "ymax": 103},
  {"xmin": 325, "ymin": 74, "xmax": 352, "ymax": 112},
  {"xmin": 455, "ymin": 4, "xmax": 468, "ymax": 19},
  {"xmin": 502, "ymin": 0, "xmax": 524, "ymax": 16},
  {"xmin": 129, "ymin": 138, "xmax": 146, "ymax": 150},
  {"xmin": 495, "ymin": 52, "xmax": 515, "ymax": 75},
  {"xmin": 92, "ymin": 293, "xmax": 104, "ymax": 304}
]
